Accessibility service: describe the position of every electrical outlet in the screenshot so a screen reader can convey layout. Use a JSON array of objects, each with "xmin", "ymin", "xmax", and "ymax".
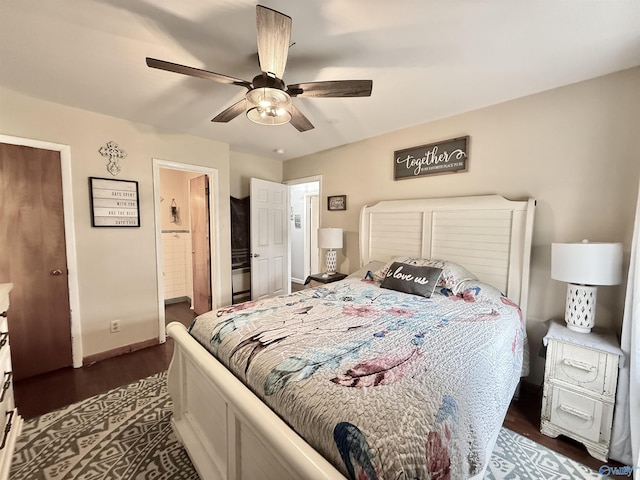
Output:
[{"xmin": 110, "ymin": 319, "xmax": 121, "ymax": 333}]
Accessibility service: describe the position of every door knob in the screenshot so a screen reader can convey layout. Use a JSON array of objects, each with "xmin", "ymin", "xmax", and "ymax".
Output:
[
  {"xmin": 51, "ymin": 269, "xmax": 63, "ymax": 276},
  {"xmin": 250, "ymin": 253, "xmax": 260, "ymax": 258}
]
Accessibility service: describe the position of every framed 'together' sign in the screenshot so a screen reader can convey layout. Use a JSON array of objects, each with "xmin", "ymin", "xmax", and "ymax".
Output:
[{"xmin": 394, "ymin": 136, "xmax": 469, "ymax": 180}]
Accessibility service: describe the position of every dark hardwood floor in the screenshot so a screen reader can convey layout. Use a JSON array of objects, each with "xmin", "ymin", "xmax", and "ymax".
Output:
[
  {"xmin": 14, "ymin": 300, "xmax": 625, "ymax": 477},
  {"xmin": 13, "ymin": 301, "xmax": 195, "ymax": 421},
  {"xmin": 291, "ymin": 280, "xmax": 306, "ymax": 292}
]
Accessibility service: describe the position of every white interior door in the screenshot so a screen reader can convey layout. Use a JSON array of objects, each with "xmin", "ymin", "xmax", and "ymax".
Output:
[{"xmin": 250, "ymin": 178, "xmax": 290, "ymax": 300}]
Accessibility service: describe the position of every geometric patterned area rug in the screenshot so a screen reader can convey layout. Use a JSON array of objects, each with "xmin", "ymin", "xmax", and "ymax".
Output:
[
  {"xmin": 11, "ymin": 372, "xmax": 197, "ymax": 480},
  {"xmin": 11, "ymin": 371, "xmax": 603, "ymax": 480},
  {"xmin": 485, "ymin": 427, "xmax": 603, "ymax": 480}
]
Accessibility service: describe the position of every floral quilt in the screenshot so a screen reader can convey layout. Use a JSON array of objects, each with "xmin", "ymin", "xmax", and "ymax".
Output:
[{"xmin": 188, "ymin": 275, "xmax": 526, "ymax": 480}]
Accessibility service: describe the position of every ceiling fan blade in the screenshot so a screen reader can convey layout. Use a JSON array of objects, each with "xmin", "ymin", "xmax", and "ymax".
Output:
[
  {"xmin": 256, "ymin": 5, "xmax": 291, "ymax": 79},
  {"xmin": 146, "ymin": 57, "xmax": 252, "ymax": 89},
  {"xmin": 212, "ymin": 99, "xmax": 247, "ymax": 123},
  {"xmin": 288, "ymin": 80, "xmax": 373, "ymax": 98},
  {"xmin": 290, "ymin": 105, "xmax": 314, "ymax": 132}
]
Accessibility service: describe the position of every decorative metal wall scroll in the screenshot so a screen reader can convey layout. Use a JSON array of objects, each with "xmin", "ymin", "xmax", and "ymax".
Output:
[{"xmin": 99, "ymin": 141, "xmax": 127, "ymax": 176}]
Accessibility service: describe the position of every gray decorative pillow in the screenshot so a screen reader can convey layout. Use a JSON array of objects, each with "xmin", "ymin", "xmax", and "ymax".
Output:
[
  {"xmin": 380, "ymin": 262, "xmax": 442, "ymax": 298},
  {"xmin": 374, "ymin": 257, "xmax": 477, "ymax": 293}
]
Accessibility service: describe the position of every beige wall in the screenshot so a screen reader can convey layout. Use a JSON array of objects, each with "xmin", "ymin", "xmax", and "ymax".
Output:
[
  {"xmin": 284, "ymin": 67, "xmax": 640, "ymax": 384},
  {"xmin": 229, "ymin": 151, "xmax": 283, "ymax": 199},
  {"xmin": 0, "ymin": 87, "xmax": 233, "ymax": 359},
  {"xmin": 158, "ymin": 169, "xmax": 200, "ymax": 231}
]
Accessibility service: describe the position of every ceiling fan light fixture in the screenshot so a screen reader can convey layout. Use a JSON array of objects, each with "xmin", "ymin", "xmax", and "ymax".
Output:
[
  {"xmin": 246, "ymin": 87, "xmax": 292, "ymax": 126},
  {"xmin": 147, "ymin": 7, "xmax": 372, "ymax": 133}
]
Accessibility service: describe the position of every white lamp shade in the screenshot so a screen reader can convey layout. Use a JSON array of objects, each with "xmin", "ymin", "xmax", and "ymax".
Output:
[
  {"xmin": 551, "ymin": 242, "xmax": 623, "ymax": 286},
  {"xmin": 318, "ymin": 227, "xmax": 343, "ymax": 249}
]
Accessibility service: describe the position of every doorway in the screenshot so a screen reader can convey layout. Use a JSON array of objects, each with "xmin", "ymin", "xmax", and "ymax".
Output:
[
  {"xmin": 152, "ymin": 160, "xmax": 220, "ymax": 342},
  {"xmin": 0, "ymin": 135, "xmax": 82, "ymax": 375},
  {"xmin": 286, "ymin": 177, "xmax": 321, "ymax": 285}
]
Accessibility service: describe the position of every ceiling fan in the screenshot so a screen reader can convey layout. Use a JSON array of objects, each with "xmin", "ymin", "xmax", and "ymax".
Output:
[{"xmin": 146, "ymin": 5, "xmax": 372, "ymax": 132}]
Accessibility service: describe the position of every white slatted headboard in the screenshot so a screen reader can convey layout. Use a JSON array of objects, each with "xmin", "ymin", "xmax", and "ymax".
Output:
[{"xmin": 360, "ymin": 195, "xmax": 536, "ymax": 319}]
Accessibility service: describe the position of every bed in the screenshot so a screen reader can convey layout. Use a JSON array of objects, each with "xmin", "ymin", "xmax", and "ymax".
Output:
[{"xmin": 166, "ymin": 194, "xmax": 536, "ymax": 480}]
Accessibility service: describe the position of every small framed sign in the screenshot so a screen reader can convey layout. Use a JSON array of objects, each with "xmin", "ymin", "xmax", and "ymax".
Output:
[
  {"xmin": 394, "ymin": 136, "xmax": 469, "ymax": 180},
  {"xmin": 89, "ymin": 177, "xmax": 140, "ymax": 227},
  {"xmin": 328, "ymin": 195, "xmax": 347, "ymax": 211}
]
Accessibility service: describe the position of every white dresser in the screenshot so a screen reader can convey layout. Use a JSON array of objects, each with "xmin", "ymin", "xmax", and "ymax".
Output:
[
  {"xmin": 0, "ymin": 283, "xmax": 22, "ymax": 479},
  {"xmin": 540, "ymin": 319, "xmax": 622, "ymax": 461}
]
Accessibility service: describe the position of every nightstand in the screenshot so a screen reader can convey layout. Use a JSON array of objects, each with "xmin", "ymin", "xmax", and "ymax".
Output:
[
  {"xmin": 305, "ymin": 272, "xmax": 348, "ymax": 285},
  {"xmin": 540, "ymin": 319, "xmax": 623, "ymax": 461}
]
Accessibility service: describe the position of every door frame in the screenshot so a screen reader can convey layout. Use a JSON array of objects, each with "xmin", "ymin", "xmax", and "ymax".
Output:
[
  {"xmin": 285, "ymin": 175, "xmax": 322, "ymax": 280},
  {"xmin": 152, "ymin": 159, "xmax": 221, "ymax": 342},
  {"xmin": 0, "ymin": 134, "xmax": 82, "ymax": 367},
  {"xmin": 306, "ymin": 194, "xmax": 320, "ymax": 278}
]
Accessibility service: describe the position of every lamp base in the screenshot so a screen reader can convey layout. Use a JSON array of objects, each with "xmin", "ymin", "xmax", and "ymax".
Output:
[
  {"xmin": 564, "ymin": 283, "xmax": 597, "ymax": 333},
  {"xmin": 566, "ymin": 324, "xmax": 592, "ymax": 334},
  {"xmin": 325, "ymin": 249, "xmax": 337, "ymax": 275}
]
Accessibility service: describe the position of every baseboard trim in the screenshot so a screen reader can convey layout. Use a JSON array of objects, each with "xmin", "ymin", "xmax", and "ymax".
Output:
[
  {"xmin": 165, "ymin": 296, "xmax": 191, "ymax": 305},
  {"xmin": 83, "ymin": 338, "xmax": 159, "ymax": 366}
]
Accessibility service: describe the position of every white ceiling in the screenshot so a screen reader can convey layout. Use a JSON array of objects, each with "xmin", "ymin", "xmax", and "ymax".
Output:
[{"xmin": 2, "ymin": 1, "xmax": 640, "ymax": 161}]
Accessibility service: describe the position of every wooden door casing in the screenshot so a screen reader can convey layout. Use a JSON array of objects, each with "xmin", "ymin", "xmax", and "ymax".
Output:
[{"xmin": 0, "ymin": 143, "xmax": 73, "ymax": 380}]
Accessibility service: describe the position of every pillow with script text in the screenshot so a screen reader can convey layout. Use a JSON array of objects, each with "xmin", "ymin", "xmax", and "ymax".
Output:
[{"xmin": 380, "ymin": 262, "xmax": 442, "ymax": 298}]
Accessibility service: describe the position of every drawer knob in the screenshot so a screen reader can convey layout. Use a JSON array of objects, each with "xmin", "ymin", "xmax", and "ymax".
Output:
[
  {"xmin": 562, "ymin": 358, "xmax": 596, "ymax": 372},
  {"xmin": 559, "ymin": 403, "xmax": 593, "ymax": 421}
]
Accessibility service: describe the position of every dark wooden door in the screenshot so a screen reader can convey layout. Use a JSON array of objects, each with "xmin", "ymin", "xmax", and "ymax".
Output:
[
  {"xmin": 190, "ymin": 175, "xmax": 211, "ymax": 315},
  {"xmin": 0, "ymin": 143, "xmax": 73, "ymax": 380}
]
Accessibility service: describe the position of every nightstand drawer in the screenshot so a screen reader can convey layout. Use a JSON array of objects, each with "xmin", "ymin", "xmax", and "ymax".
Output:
[
  {"xmin": 548, "ymin": 341, "xmax": 617, "ymax": 396},
  {"xmin": 548, "ymin": 385, "xmax": 604, "ymax": 443}
]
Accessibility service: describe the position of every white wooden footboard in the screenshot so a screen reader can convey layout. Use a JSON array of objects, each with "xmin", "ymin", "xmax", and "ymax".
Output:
[{"xmin": 166, "ymin": 321, "xmax": 347, "ymax": 480}]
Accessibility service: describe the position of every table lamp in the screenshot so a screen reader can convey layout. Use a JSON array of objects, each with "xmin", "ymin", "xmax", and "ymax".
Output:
[
  {"xmin": 318, "ymin": 227, "xmax": 343, "ymax": 275},
  {"xmin": 551, "ymin": 240, "xmax": 623, "ymax": 333}
]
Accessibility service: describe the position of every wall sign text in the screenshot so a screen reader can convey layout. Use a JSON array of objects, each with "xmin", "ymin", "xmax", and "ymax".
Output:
[
  {"xmin": 394, "ymin": 136, "xmax": 469, "ymax": 180},
  {"xmin": 89, "ymin": 177, "xmax": 140, "ymax": 227}
]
